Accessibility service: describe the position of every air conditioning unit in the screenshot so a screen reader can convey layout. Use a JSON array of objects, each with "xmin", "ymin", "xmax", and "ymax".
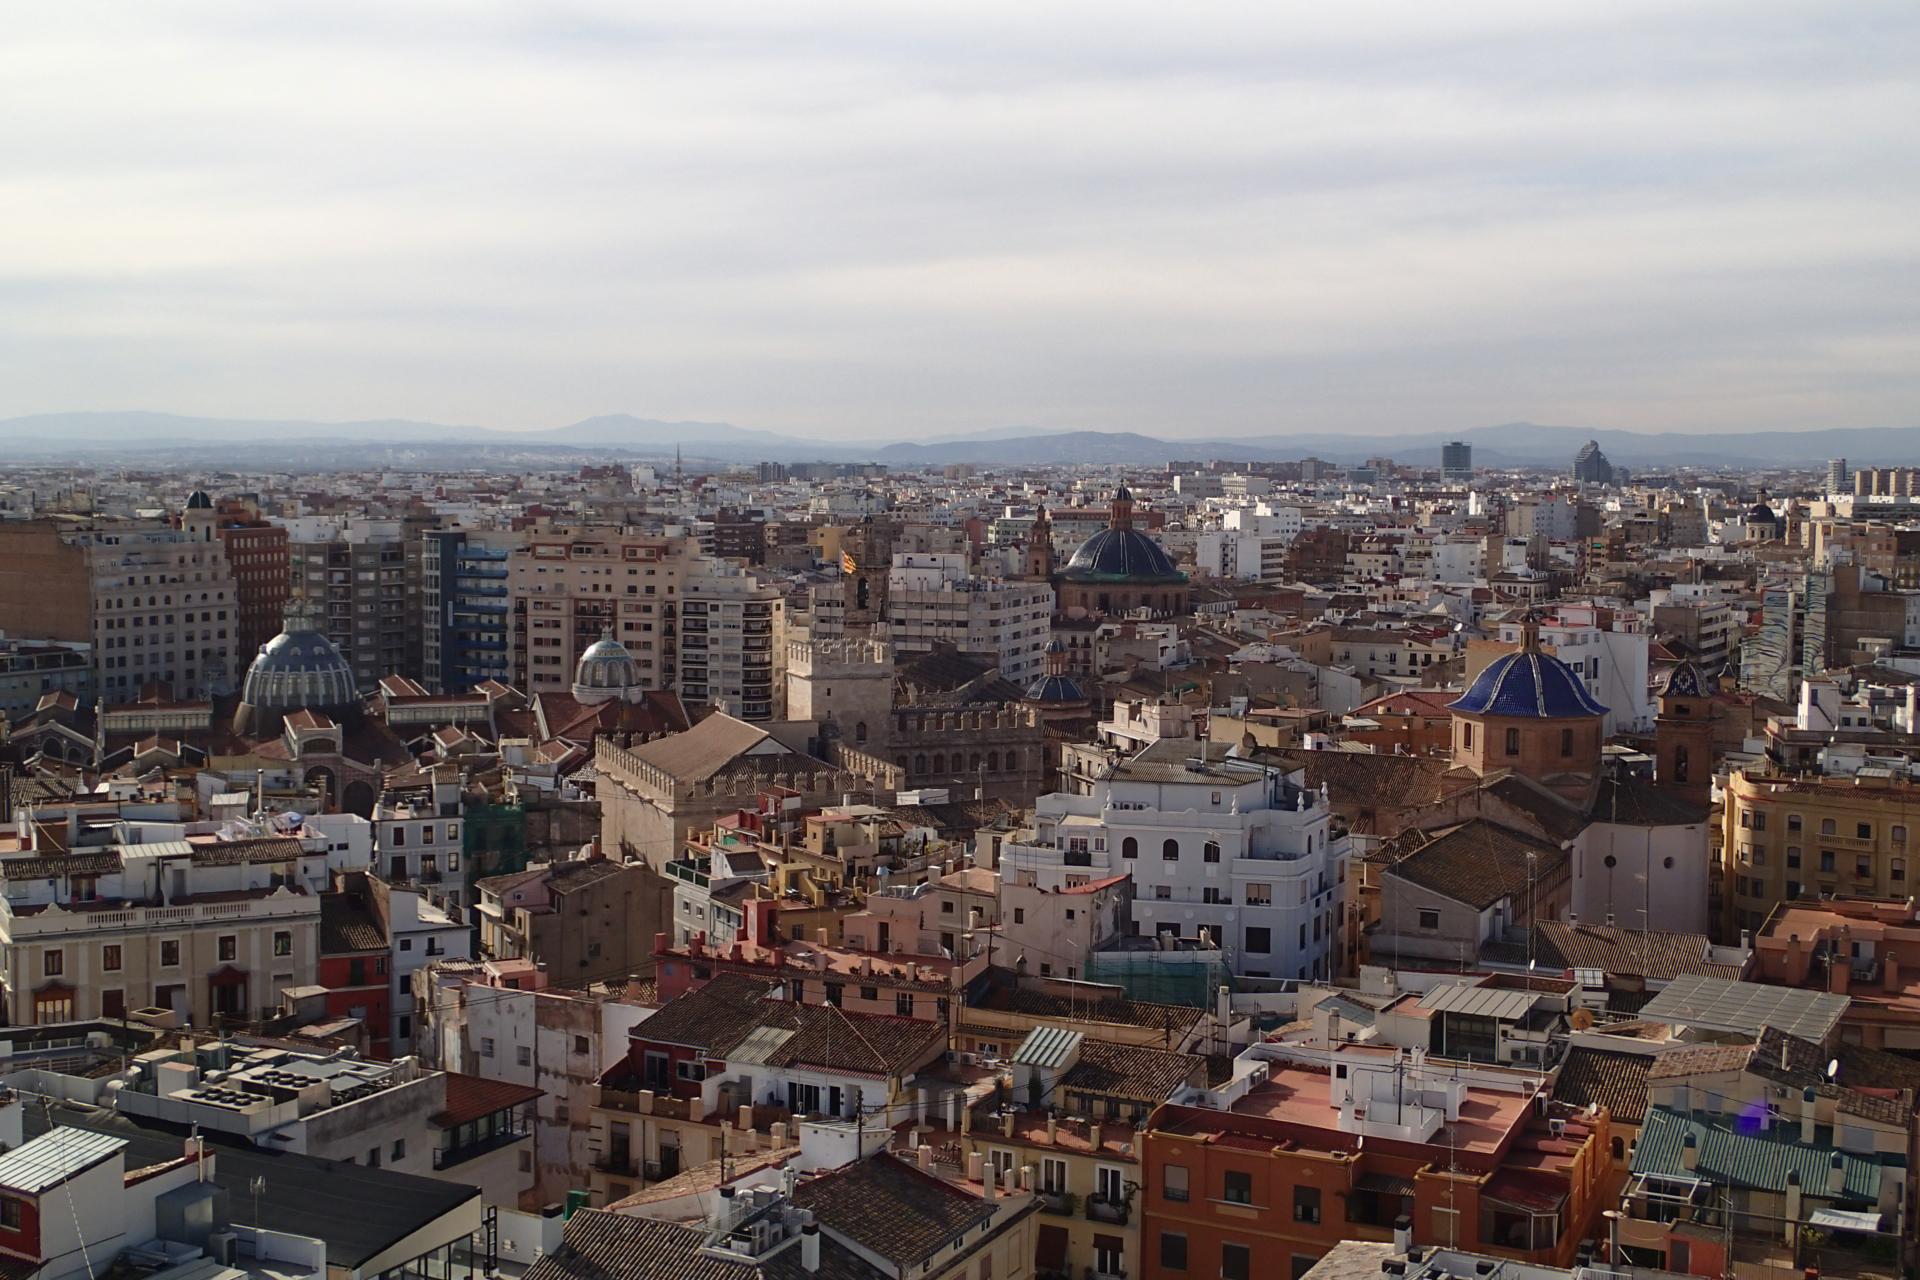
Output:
[
  {"xmin": 208, "ymin": 1233, "xmax": 239, "ymax": 1266},
  {"xmin": 1548, "ymin": 1118, "xmax": 1566, "ymax": 1138}
]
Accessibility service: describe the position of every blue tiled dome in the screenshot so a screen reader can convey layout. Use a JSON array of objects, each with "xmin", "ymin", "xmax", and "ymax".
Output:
[
  {"xmin": 1025, "ymin": 673, "xmax": 1087, "ymax": 702},
  {"xmin": 1661, "ymin": 660, "xmax": 1710, "ymax": 699},
  {"xmin": 1449, "ymin": 649, "xmax": 1607, "ymax": 719},
  {"xmin": 1061, "ymin": 528, "xmax": 1184, "ymax": 583}
]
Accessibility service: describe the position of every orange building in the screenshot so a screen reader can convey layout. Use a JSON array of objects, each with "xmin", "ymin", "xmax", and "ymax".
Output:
[
  {"xmin": 1344, "ymin": 690, "xmax": 1455, "ymax": 758},
  {"xmin": 1754, "ymin": 896, "xmax": 1920, "ymax": 1052},
  {"xmin": 1139, "ymin": 1044, "xmax": 1610, "ymax": 1280}
]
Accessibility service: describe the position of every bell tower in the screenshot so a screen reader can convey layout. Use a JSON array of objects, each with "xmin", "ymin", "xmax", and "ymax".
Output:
[
  {"xmin": 1024, "ymin": 505, "xmax": 1055, "ymax": 580},
  {"xmin": 1654, "ymin": 661, "xmax": 1716, "ymax": 805}
]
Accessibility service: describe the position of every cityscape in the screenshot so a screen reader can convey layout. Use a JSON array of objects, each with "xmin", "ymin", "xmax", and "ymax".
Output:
[{"xmin": 5, "ymin": 5, "xmax": 1920, "ymax": 1280}]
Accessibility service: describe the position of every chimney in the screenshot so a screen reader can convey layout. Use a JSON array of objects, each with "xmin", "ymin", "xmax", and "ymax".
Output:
[
  {"xmin": 1828, "ymin": 1151, "xmax": 1846, "ymax": 1196},
  {"xmin": 800, "ymin": 1223, "xmax": 820, "ymax": 1273},
  {"xmin": 967, "ymin": 1152, "xmax": 984, "ymax": 1181},
  {"xmin": 983, "ymin": 1166, "xmax": 997, "ymax": 1201},
  {"xmin": 1887, "ymin": 953, "xmax": 1902, "ymax": 994},
  {"xmin": 1045, "ymin": 1113, "xmax": 1058, "ymax": 1143},
  {"xmin": 1801, "ymin": 1087, "xmax": 1818, "ymax": 1144},
  {"xmin": 1002, "ymin": 1112, "xmax": 1015, "ymax": 1138},
  {"xmin": 1393, "ymin": 1215, "xmax": 1412, "ymax": 1254},
  {"xmin": 1019, "ymin": 1165, "xmax": 1033, "ymax": 1191},
  {"xmin": 916, "ymin": 1143, "xmax": 934, "ymax": 1171},
  {"xmin": 1785, "ymin": 1170, "xmax": 1803, "ymax": 1243},
  {"xmin": 1681, "ymin": 1132, "xmax": 1698, "ymax": 1171},
  {"xmin": 740, "ymin": 1104, "xmax": 754, "ymax": 1132}
]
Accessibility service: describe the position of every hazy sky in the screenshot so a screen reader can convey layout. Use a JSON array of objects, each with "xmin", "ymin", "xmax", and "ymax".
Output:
[{"xmin": 2, "ymin": 2, "xmax": 1915, "ymax": 439}]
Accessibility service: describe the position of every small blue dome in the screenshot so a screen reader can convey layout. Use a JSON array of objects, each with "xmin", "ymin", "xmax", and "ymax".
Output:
[
  {"xmin": 1661, "ymin": 660, "xmax": 1710, "ymax": 699},
  {"xmin": 1450, "ymin": 649, "xmax": 1607, "ymax": 719}
]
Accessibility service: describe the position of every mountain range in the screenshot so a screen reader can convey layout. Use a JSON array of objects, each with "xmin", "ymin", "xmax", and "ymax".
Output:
[{"xmin": 0, "ymin": 409, "xmax": 1911, "ymax": 470}]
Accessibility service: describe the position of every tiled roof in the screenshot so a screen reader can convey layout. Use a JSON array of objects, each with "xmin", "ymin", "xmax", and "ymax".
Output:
[
  {"xmin": 431, "ymin": 1072, "xmax": 543, "ymax": 1128},
  {"xmin": 635, "ymin": 974, "xmax": 946, "ymax": 1077},
  {"xmin": 1059, "ymin": 1039, "xmax": 1206, "ymax": 1102},
  {"xmin": 524, "ymin": 1208, "xmax": 886, "ymax": 1280},
  {"xmin": 1633, "ymin": 1106, "xmax": 1887, "ymax": 1199},
  {"xmin": 1532, "ymin": 920, "xmax": 1739, "ymax": 982},
  {"xmin": 794, "ymin": 1154, "xmax": 997, "ymax": 1266},
  {"xmin": 185, "ymin": 836, "xmax": 309, "ymax": 866},
  {"xmin": 978, "ymin": 981, "xmax": 1204, "ymax": 1036},
  {"xmin": 625, "ymin": 713, "xmax": 796, "ymax": 785},
  {"xmin": 319, "ymin": 892, "xmax": 386, "ymax": 953},
  {"xmin": 1450, "ymin": 648, "xmax": 1608, "ymax": 719},
  {"xmin": 1386, "ymin": 819, "xmax": 1566, "ymax": 910},
  {"xmin": 1551, "ymin": 1047, "xmax": 1652, "ymax": 1124}
]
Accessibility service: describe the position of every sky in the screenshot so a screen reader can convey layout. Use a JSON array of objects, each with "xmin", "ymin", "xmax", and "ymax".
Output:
[{"xmin": 1, "ymin": 2, "xmax": 1916, "ymax": 441}]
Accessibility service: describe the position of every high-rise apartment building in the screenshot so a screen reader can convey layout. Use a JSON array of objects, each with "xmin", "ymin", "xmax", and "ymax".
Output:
[
  {"xmin": 285, "ymin": 517, "xmax": 413, "ymax": 692},
  {"xmin": 678, "ymin": 559, "xmax": 785, "ymax": 720},
  {"xmin": 507, "ymin": 526, "xmax": 702, "ymax": 696},
  {"xmin": 884, "ymin": 553, "xmax": 1054, "ymax": 682},
  {"xmin": 1827, "ymin": 457, "xmax": 1850, "ymax": 495},
  {"xmin": 197, "ymin": 496, "xmax": 288, "ymax": 660},
  {"xmin": 419, "ymin": 528, "xmax": 523, "ymax": 692},
  {"xmin": 87, "ymin": 518, "xmax": 241, "ymax": 703},
  {"xmin": 1441, "ymin": 439, "xmax": 1473, "ymax": 480}
]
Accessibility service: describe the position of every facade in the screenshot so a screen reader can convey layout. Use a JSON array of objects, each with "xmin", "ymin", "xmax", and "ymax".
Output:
[
  {"xmin": 508, "ymin": 526, "xmax": 702, "ymax": 697},
  {"xmin": 85, "ymin": 518, "xmax": 241, "ymax": 703},
  {"xmin": 0, "ymin": 639, "xmax": 91, "ymax": 719},
  {"xmin": 200, "ymin": 498, "xmax": 290, "ymax": 661},
  {"xmin": 474, "ymin": 855, "xmax": 665, "ymax": 986},
  {"xmin": 885, "ymin": 554, "xmax": 1054, "ymax": 683},
  {"xmin": 1001, "ymin": 740, "xmax": 1345, "ymax": 981},
  {"xmin": 1571, "ymin": 441, "xmax": 1614, "ymax": 486},
  {"xmin": 1441, "ymin": 441, "xmax": 1473, "ymax": 481},
  {"xmin": 1141, "ymin": 1043, "xmax": 1611, "ymax": 1279},
  {"xmin": 0, "ymin": 832, "xmax": 322, "ymax": 1027},
  {"xmin": 286, "ymin": 517, "xmax": 412, "ymax": 692},
  {"xmin": 1721, "ymin": 768, "xmax": 1920, "ymax": 936},
  {"xmin": 418, "ymin": 527, "xmax": 520, "ymax": 693},
  {"xmin": 678, "ymin": 557, "xmax": 785, "ymax": 720}
]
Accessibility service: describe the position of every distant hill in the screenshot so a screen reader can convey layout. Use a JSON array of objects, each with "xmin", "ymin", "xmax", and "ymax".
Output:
[{"xmin": 0, "ymin": 410, "xmax": 1913, "ymax": 468}]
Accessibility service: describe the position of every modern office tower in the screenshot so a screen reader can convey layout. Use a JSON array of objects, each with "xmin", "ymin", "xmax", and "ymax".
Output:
[
  {"xmin": 419, "ymin": 528, "xmax": 524, "ymax": 692},
  {"xmin": 1571, "ymin": 439, "xmax": 1614, "ymax": 485},
  {"xmin": 1441, "ymin": 440, "xmax": 1473, "ymax": 481}
]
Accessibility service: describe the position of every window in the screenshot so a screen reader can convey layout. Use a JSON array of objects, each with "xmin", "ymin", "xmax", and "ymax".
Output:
[
  {"xmin": 273, "ymin": 931, "xmax": 292, "ymax": 957},
  {"xmin": 1463, "ymin": 722, "xmax": 1473, "ymax": 750},
  {"xmin": 1162, "ymin": 839, "xmax": 1180, "ymax": 861},
  {"xmin": 896, "ymin": 993, "xmax": 913, "ymax": 1016},
  {"xmin": 0, "ymin": 1199, "xmax": 20, "ymax": 1231},
  {"xmin": 1821, "ymin": 850, "xmax": 1836, "ymax": 872},
  {"xmin": 1788, "ymin": 846, "xmax": 1802, "ymax": 869},
  {"xmin": 1293, "ymin": 1185, "xmax": 1321, "ymax": 1224},
  {"xmin": 1222, "ymin": 1244, "xmax": 1251, "ymax": 1280},
  {"xmin": 574, "ymin": 1035, "xmax": 590, "ymax": 1055},
  {"xmin": 448, "ymin": 823, "xmax": 460, "ymax": 842},
  {"xmin": 392, "ymin": 1139, "xmax": 406, "ymax": 1161},
  {"xmin": 1012, "ymin": 909, "xmax": 1024, "ymax": 924},
  {"xmin": 1154, "ymin": 885, "xmax": 1171, "ymax": 900},
  {"xmin": 390, "ymin": 826, "xmax": 405, "ymax": 847},
  {"xmin": 1122, "ymin": 837, "xmax": 1137, "ymax": 860},
  {"xmin": 422, "ymin": 825, "xmax": 434, "ymax": 845},
  {"xmin": 860, "ymin": 985, "xmax": 878, "ymax": 1002},
  {"xmin": 102, "ymin": 944, "xmax": 122, "ymax": 972},
  {"xmin": 1859, "ymin": 823, "xmax": 1874, "ymax": 840},
  {"xmin": 1560, "ymin": 728, "xmax": 1574, "ymax": 757},
  {"xmin": 1204, "ymin": 841, "xmax": 1221, "ymax": 863},
  {"xmin": 1163, "ymin": 1163, "xmax": 1189, "ymax": 1202},
  {"xmin": 1822, "ymin": 818, "xmax": 1837, "ymax": 836},
  {"xmin": 1894, "ymin": 858, "xmax": 1906, "ymax": 883},
  {"xmin": 1788, "ymin": 813, "xmax": 1803, "ymax": 832},
  {"xmin": 43, "ymin": 949, "xmax": 63, "ymax": 977},
  {"xmin": 1222, "ymin": 1170, "xmax": 1253, "ymax": 1205},
  {"xmin": 217, "ymin": 936, "xmax": 237, "ymax": 962},
  {"xmin": 1896, "ymin": 826, "xmax": 1909, "ymax": 846},
  {"xmin": 1506, "ymin": 727, "xmax": 1521, "ymax": 755},
  {"xmin": 517, "ymin": 1045, "xmax": 532, "ymax": 1067},
  {"xmin": 1160, "ymin": 1233, "xmax": 1188, "ymax": 1271},
  {"xmin": 161, "ymin": 939, "xmax": 181, "ymax": 967},
  {"xmin": 1858, "ymin": 857, "xmax": 1873, "ymax": 879},
  {"xmin": 1095, "ymin": 1238, "xmax": 1124, "ymax": 1278},
  {"xmin": 482, "ymin": 1037, "xmax": 495, "ymax": 1058},
  {"xmin": 1244, "ymin": 927, "xmax": 1271, "ymax": 954},
  {"xmin": 1418, "ymin": 909, "xmax": 1441, "ymax": 931}
]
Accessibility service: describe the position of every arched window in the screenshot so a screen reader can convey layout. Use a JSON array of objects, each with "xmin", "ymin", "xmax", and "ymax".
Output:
[
  {"xmin": 970, "ymin": 753, "xmax": 982, "ymax": 772},
  {"xmin": 914, "ymin": 753, "xmax": 928, "ymax": 774},
  {"xmin": 1122, "ymin": 837, "xmax": 1138, "ymax": 860},
  {"xmin": 932, "ymin": 753, "xmax": 946, "ymax": 774},
  {"xmin": 1463, "ymin": 722, "xmax": 1474, "ymax": 750},
  {"xmin": 1162, "ymin": 839, "xmax": 1180, "ymax": 861},
  {"xmin": 1673, "ymin": 744, "xmax": 1689, "ymax": 783},
  {"xmin": 855, "ymin": 721, "xmax": 867, "ymax": 744},
  {"xmin": 988, "ymin": 751, "xmax": 1000, "ymax": 771}
]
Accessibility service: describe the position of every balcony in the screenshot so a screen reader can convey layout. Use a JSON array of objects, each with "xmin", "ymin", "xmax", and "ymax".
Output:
[
  {"xmin": 1037, "ymin": 1189, "xmax": 1074, "ymax": 1215},
  {"xmin": 1086, "ymin": 1196, "xmax": 1130, "ymax": 1225},
  {"xmin": 433, "ymin": 1116, "xmax": 531, "ymax": 1169}
]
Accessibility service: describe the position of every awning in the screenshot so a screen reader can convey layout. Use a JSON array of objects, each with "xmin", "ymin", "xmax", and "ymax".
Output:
[
  {"xmin": 1809, "ymin": 1208, "xmax": 1883, "ymax": 1233},
  {"xmin": 1036, "ymin": 1226, "xmax": 1070, "ymax": 1269},
  {"xmin": 1355, "ymin": 1171, "xmax": 1416, "ymax": 1198}
]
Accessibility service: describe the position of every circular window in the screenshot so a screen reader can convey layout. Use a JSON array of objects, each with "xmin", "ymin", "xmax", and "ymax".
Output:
[
  {"xmin": 1604, "ymin": 855, "xmax": 1617, "ymax": 869},
  {"xmin": 1663, "ymin": 856, "xmax": 1675, "ymax": 870}
]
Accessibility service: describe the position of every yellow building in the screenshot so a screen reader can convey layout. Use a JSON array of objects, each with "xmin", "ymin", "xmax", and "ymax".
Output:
[{"xmin": 1722, "ymin": 768, "xmax": 1920, "ymax": 935}]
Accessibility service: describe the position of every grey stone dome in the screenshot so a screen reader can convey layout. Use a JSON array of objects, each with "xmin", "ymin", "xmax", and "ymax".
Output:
[
  {"xmin": 1061, "ymin": 528, "xmax": 1184, "ymax": 583},
  {"xmin": 185, "ymin": 490, "xmax": 213, "ymax": 510},
  {"xmin": 240, "ymin": 612, "xmax": 357, "ymax": 714}
]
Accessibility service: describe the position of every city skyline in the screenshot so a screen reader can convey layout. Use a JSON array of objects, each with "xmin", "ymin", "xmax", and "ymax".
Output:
[{"xmin": 3, "ymin": 3, "xmax": 1916, "ymax": 438}]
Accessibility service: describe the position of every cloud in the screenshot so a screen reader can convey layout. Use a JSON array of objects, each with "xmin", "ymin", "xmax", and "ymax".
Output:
[{"xmin": 0, "ymin": 1, "xmax": 1915, "ymax": 437}]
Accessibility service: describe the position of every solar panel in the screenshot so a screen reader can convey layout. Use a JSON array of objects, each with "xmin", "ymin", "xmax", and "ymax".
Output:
[
  {"xmin": 0, "ymin": 1128, "xmax": 128, "ymax": 1194},
  {"xmin": 1638, "ymin": 974, "xmax": 1846, "ymax": 1044}
]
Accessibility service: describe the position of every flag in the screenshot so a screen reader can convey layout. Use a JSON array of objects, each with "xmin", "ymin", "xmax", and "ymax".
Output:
[{"xmin": 841, "ymin": 549, "xmax": 858, "ymax": 575}]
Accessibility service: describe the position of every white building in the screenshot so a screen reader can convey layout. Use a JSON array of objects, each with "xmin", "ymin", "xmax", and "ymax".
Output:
[
  {"xmin": 883, "ymin": 554, "xmax": 1053, "ymax": 682},
  {"xmin": 678, "ymin": 558, "xmax": 785, "ymax": 721},
  {"xmin": 1494, "ymin": 607, "xmax": 1652, "ymax": 735},
  {"xmin": 1001, "ymin": 739, "xmax": 1345, "ymax": 982}
]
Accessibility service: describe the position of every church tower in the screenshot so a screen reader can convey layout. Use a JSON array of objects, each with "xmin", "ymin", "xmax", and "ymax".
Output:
[
  {"xmin": 1023, "ymin": 505, "xmax": 1055, "ymax": 580},
  {"xmin": 1653, "ymin": 660, "xmax": 1716, "ymax": 805}
]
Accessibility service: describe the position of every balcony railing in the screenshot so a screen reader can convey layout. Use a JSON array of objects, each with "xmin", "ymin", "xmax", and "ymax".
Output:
[
  {"xmin": 433, "ymin": 1117, "xmax": 531, "ymax": 1168},
  {"xmin": 1087, "ymin": 1196, "xmax": 1130, "ymax": 1225}
]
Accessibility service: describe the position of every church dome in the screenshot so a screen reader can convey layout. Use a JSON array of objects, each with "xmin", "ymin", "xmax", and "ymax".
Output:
[
  {"xmin": 1061, "ymin": 528, "xmax": 1184, "ymax": 583},
  {"xmin": 572, "ymin": 632, "xmax": 642, "ymax": 704},
  {"xmin": 184, "ymin": 490, "xmax": 212, "ymax": 510},
  {"xmin": 240, "ymin": 608, "xmax": 358, "ymax": 714},
  {"xmin": 1449, "ymin": 648, "xmax": 1608, "ymax": 719},
  {"xmin": 1025, "ymin": 672, "xmax": 1087, "ymax": 703}
]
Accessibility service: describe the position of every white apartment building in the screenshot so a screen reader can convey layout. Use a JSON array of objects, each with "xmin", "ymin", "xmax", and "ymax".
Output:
[
  {"xmin": 1494, "ymin": 606, "xmax": 1653, "ymax": 734},
  {"xmin": 883, "ymin": 553, "xmax": 1054, "ymax": 682},
  {"xmin": 679, "ymin": 559, "xmax": 785, "ymax": 721},
  {"xmin": 1000, "ymin": 739, "xmax": 1345, "ymax": 982},
  {"xmin": 84, "ymin": 520, "xmax": 240, "ymax": 702}
]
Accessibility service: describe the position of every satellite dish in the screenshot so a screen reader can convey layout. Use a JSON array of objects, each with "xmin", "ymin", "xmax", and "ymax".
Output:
[{"xmin": 1827, "ymin": 1058, "xmax": 1840, "ymax": 1080}]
